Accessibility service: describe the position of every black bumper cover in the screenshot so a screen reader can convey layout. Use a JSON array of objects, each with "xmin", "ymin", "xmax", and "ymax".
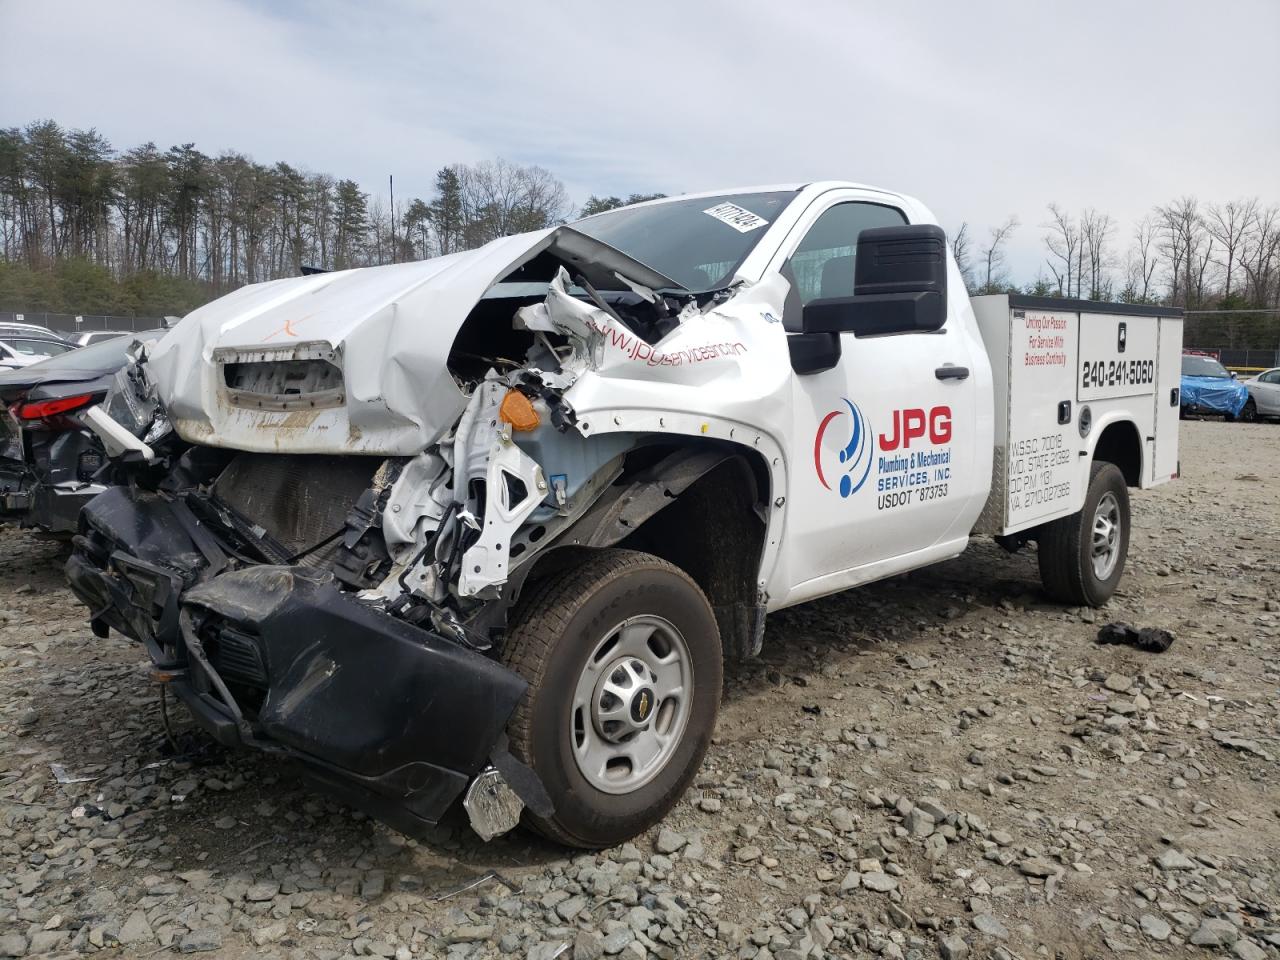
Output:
[{"xmin": 67, "ymin": 487, "xmax": 531, "ymax": 833}]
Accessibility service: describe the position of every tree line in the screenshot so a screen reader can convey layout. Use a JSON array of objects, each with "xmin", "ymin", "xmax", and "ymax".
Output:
[
  {"xmin": 1, "ymin": 119, "xmax": 1276, "ymax": 349},
  {"xmin": 0, "ymin": 120, "xmax": 607, "ymax": 317},
  {"xmin": 952, "ymin": 197, "xmax": 1280, "ymax": 349}
]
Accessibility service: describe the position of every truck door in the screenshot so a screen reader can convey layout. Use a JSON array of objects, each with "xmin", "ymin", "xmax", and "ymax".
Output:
[{"xmin": 779, "ymin": 199, "xmax": 981, "ymax": 593}]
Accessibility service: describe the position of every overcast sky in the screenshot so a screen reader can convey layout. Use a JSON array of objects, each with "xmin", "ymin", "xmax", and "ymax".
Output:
[{"xmin": 5, "ymin": 0, "xmax": 1278, "ymax": 282}]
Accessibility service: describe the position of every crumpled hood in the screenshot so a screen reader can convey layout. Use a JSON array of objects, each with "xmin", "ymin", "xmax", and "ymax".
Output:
[{"xmin": 146, "ymin": 229, "xmax": 557, "ymax": 455}]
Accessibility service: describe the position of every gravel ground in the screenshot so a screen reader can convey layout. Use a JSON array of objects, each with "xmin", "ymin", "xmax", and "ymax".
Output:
[{"xmin": 1, "ymin": 419, "xmax": 1277, "ymax": 960}]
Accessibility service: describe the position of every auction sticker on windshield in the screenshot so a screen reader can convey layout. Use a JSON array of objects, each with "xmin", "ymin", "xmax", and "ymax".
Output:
[{"xmin": 703, "ymin": 202, "xmax": 769, "ymax": 233}]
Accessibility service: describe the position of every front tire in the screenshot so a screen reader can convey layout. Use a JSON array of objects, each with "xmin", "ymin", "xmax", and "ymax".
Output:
[
  {"xmin": 1235, "ymin": 398, "xmax": 1258, "ymax": 423},
  {"xmin": 502, "ymin": 549, "xmax": 722, "ymax": 848},
  {"xmin": 1037, "ymin": 461, "xmax": 1130, "ymax": 607}
]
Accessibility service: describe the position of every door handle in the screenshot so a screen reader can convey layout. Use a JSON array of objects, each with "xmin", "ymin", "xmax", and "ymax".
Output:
[{"xmin": 935, "ymin": 365, "xmax": 970, "ymax": 381}]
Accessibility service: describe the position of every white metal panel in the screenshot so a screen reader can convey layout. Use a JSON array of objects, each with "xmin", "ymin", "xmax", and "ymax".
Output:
[
  {"xmin": 1003, "ymin": 307, "xmax": 1080, "ymax": 530},
  {"xmin": 1077, "ymin": 314, "xmax": 1158, "ymax": 402},
  {"xmin": 1153, "ymin": 317, "xmax": 1184, "ymax": 482}
]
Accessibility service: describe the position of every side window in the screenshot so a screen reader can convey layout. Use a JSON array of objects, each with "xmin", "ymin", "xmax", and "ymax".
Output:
[
  {"xmin": 1263, "ymin": 371, "xmax": 1280, "ymax": 384},
  {"xmin": 786, "ymin": 202, "xmax": 907, "ymax": 305}
]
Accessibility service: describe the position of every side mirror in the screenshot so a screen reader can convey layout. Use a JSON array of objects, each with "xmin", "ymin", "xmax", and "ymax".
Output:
[
  {"xmin": 802, "ymin": 224, "xmax": 948, "ymax": 338},
  {"xmin": 1230, "ymin": 371, "xmax": 1238, "ymax": 380}
]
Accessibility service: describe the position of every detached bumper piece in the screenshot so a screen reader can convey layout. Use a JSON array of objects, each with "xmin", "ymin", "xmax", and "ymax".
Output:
[
  {"xmin": 66, "ymin": 488, "xmax": 539, "ymax": 836},
  {"xmin": 179, "ymin": 567, "xmax": 529, "ymax": 831}
]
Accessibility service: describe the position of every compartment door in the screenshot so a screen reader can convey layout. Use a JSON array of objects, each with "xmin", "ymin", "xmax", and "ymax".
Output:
[
  {"xmin": 1003, "ymin": 307, "xmax": 1079, "ymax": 531},
  {"xmin": 1153, "ymin": 317, "xmax": 1183, "ymax": 482}
]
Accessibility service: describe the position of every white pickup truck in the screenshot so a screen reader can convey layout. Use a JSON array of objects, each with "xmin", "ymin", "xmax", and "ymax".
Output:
[{"xmin": 67, "ymin": 182, "xmax": 1182, "ymax": 848}]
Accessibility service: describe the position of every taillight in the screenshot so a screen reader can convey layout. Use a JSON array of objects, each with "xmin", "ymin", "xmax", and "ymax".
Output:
[{"xmin": 14, "ymin": 393, "xmax": 99, "ymax": 422}]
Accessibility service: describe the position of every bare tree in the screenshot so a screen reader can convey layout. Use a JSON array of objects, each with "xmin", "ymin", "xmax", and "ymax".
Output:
[
  {"xmin": 950, "ymin": 222, "xmax": 975, "ymax": 294},
  {"xmin": 978, "ymin": 216, "xmax": 1018, "ymax": 295},
  {"xmin": 1121, "ymin": 217, "xmax": 1159, "ymax": 303},
  {"xmin": 1043, "ymin": 204, "xmax": 1079, "ymax": 297},
  {"xmin": 1237, "ymin": 203, "xmax": 1280, "ymax": 307},
  {"xmin": 1156, "ymin": 197, "xmax": 1214, "ymax": 307},
  {"xmin": 1080, "ymin": 208, "xmax": 1114, "ymax": 300},
  {"xmin": 1207, "ymin": 199, "xmax": 1256, "ymax": 300},
  {"xmin": 457, "ymin": 158, "xmax": 571, "ymax": 247}
]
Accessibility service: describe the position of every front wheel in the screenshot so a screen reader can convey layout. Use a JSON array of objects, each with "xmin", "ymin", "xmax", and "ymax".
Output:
[
  {"xmin": 502, "ymin": 549, "xmax": 722, "ymax": 848},
  {"xmin": 1235, "ymin": 398, "xmax": 1258, "ymax": 423},
  {"xmin": 1037, "ymin": 461, "xmax": 1130, "ymax": 607}
]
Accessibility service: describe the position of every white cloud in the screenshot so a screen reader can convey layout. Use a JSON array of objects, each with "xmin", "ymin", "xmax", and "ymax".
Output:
[{"xmin": 3, "ymin": 0, "xmax": 1277, "ymax": 283}]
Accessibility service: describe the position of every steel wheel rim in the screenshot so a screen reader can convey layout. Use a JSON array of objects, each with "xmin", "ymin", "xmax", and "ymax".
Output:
[
  {"xmin": 570, "ymin": 614, "xmax": 693, "ymax": 795},
  {"xmin": 1091, "ymin": 491, "xmax": 1122, "ymax": 580}
]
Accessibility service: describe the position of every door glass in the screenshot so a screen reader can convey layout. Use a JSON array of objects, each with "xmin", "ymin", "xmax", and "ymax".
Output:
[{"xmin": 787, "ymin": 202, "xmax": 907, "ymax": 304}]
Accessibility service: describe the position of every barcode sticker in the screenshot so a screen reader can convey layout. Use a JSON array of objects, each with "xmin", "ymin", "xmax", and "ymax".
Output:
[{"xmin": 703, "ymin": 202, "xmax": 769, "ymax": 233}]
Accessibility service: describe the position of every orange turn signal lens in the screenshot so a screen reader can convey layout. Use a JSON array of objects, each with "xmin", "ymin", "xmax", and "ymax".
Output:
[{"xmin": 499, "ymin": 389, "xmax": 540, "ymax": 432}]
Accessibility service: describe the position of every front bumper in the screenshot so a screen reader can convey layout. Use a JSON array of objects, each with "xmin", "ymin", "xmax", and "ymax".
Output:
[{"xmin": 67, "ymin": 487, "xmax": 534, "ymax": 834}]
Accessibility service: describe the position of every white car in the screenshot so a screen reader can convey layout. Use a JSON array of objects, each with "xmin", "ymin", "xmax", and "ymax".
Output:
[
  {"xmin": 1240, "ymin": 367, "xmax": 1280, "ymax": 421},
  {"xmin": 75, "ymin": 331, "xmax": 131, "ymax": 347},
  {"xmin": 0, "ymin": 336, "xmax": 76, "ymax": 369}
]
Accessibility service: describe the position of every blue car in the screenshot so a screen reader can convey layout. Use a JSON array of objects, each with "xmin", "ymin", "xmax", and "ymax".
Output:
[{"xmin": 1180, "ymin": 354, "xmax": 1249, "ymax": 419}]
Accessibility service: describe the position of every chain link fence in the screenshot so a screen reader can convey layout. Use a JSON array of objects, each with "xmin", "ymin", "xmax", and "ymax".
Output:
[
  {"xmin": 1185, "ymin": 347, "xmax": 1280, "ymax": 371},
  {"xmin": 0, "ymin": 311, "xmax": 167, "ymax": 334}
]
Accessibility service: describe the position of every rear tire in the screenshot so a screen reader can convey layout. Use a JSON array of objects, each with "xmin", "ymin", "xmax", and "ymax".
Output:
[
  {"xmin": 502, "ymin": 549, "xmax": 722, "ymax": 848},
  {"xmin": 1037, "ymin": 461, "xmax": 1130, "ymax": 607}
]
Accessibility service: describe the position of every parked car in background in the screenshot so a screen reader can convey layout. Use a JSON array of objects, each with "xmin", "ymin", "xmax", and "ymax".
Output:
[
  {"xmin": 0, "ymin": 333, "xmax": 77, "ymax": 369},
  {"xmin": 0, "ymin": 322, "xmax": 72, "ymax": 343},
  {"xmin": 1239, "ymin": 368, "xmax": 1280, "ymax": 422},
  {"xmin": 1180, "ymin": 353, "xmax": 1249, "ymax": 420},
  {"xmin": 0, "ymin": 331, "xmax": 164, "ymax": 533},
  {"xmin": 75, "ymin": 330, "xmax": 131, "ymax": 347}
]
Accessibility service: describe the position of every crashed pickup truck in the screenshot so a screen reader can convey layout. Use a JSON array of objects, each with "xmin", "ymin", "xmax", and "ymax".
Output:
[{"xmin": 66, "ymin": 183, "xmax": 1183, "ymax": 848}]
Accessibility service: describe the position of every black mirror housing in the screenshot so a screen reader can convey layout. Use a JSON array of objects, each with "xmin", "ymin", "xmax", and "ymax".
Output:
[{"xmin": 801, "ymin": 224, "xmax": 948, "ymax": 338}]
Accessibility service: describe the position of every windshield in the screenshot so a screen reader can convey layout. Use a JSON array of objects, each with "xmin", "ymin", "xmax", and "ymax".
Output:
[
  {"xmin": 571, "ymin": 190, "xmax": 798, "ymax": 291},
  {"xmin": 6, "ymin": 338, "xmax": 73, "ymax": 358},
  {"xmin": 1182, "ymin": 355, "xmax": 1230, "ymax": 378}
]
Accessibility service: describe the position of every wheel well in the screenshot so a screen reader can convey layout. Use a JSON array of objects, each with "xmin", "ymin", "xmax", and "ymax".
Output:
[
  {"xmin": 1092, "ymin": 419, "xmax": 1142, "ymax": 485},
  {"xmin": 518, "ymin": 441, "xmax": 772, "ymax": 660}
]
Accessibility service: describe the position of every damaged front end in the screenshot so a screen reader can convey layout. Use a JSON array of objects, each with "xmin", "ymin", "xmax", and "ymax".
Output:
[{"xmin": 68, "ymin": 214, "xmax": 778, "ymax": 840}]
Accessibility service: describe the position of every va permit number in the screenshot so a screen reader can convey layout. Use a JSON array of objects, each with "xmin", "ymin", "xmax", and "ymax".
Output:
[{"xmin": 703, "ymin": 202, "xmax": 769, "ymax": 233}]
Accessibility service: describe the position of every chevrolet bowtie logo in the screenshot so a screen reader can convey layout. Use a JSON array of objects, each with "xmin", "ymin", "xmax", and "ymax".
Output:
[{"xmin": 637, "ymin": 691, "xmax": 651, "ymax": 720}]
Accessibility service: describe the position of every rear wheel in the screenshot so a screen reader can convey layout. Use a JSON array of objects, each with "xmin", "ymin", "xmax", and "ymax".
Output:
[
  {"xmin": 1037, "ymin": 461, "xmax": 1130, "ymax": 607},
  {"xmin": 502, "ymin": 549, "xmax": 722, "ymax": 848}
]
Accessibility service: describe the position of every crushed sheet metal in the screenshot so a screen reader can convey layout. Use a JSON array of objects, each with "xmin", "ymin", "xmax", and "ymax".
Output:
[
  {"xmin": 144, "ymin": 232, "xmax": 559, "ymax": 455},
  {"xmin": 462, "ymin": 767, "xmax": 524, "ymax": 841},
  {"xmin": 142, "ymin": 224, "xmax": 690, "ymax": 457},
  {"xmin": 380, "ymin": 450, "xmax": 451, "ymax": 557},
  {"xmin": 457, "ymin": 435, "xmax": 546, "ymax": 597}
]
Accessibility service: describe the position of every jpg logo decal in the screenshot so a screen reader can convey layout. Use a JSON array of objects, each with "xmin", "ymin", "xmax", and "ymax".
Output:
[{"xmin": 814, "ymin": 399, "xmax": 875, "ymax": 497}]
